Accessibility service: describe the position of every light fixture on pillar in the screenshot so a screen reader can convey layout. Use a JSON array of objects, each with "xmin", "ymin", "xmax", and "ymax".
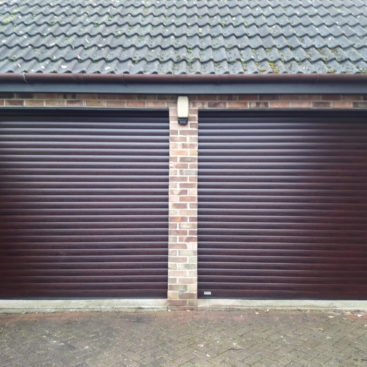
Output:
[{"xmin": 177, "ymin": 96, "xmax": 189, "ymax": 126}]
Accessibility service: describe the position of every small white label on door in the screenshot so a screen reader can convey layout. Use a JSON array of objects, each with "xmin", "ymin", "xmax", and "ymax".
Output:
[{"xmin": 203, "ymin": 291, "xmax": 212, "ymax": 296}]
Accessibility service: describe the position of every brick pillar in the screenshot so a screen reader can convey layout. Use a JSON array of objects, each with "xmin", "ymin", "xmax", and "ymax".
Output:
[{"xmin": 167, "ymin": 101, "xmax": 198, "ymax": 309}]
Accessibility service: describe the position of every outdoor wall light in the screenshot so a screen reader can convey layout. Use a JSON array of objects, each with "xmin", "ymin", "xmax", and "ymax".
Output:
[{"xmin": 177, "ymin": 96, "xmax": 189, "ymax": 126}]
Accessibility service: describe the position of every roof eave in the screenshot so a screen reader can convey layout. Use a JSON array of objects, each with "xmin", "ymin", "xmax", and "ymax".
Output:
[
  {"xmin": 0, "ymin": 73, "xmax": 366, "ymax": 94},
  {"xmin": 1, "ymin": 73, "xmax": 367, "ymax": 84}
]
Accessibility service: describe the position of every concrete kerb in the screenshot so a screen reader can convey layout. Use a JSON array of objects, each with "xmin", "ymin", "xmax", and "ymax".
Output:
[
  {"xmin": 198, "ymin": 299, "xmax": 367, "ymax": 312},
  {"xmin": 0, "ymin": 299, "xmax": 168, "ymax": 313},
  {"xmin": 1, "ymin": 298, "xmax": 367, "ymax": 313}
]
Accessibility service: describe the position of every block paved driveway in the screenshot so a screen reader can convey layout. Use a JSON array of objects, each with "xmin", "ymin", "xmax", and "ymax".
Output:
[{"xmin": 0, "ymin": 309, "xmax": 367, "ymax": 367}]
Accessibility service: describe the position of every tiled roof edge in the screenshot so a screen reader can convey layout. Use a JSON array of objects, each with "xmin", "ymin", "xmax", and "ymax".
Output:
[{"xmin": 2, "ymin": 73, "xmax": 367, "ymax": 84}]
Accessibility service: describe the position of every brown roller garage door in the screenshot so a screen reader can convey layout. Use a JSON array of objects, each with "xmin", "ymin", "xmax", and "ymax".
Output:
[
  {"xmin": 0, "ymin": 109, "xmax": 169, "ymax": 298},
  {"xmin": 198, "ymin": 110, "xmax": 367, "ymax": 299}
]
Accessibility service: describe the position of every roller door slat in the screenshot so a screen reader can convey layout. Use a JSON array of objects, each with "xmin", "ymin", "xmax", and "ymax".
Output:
[{"xmin": 0, "ymin": 289, "xmax": 166, "ymax": 298}]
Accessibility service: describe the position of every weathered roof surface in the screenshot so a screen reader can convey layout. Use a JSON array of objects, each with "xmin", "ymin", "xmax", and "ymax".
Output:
[{"xmin": 0, "ymin": 0, "xmax": 366, "ymax": 75}]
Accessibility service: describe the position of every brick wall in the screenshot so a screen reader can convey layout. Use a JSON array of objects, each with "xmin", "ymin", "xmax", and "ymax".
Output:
[
  {"xmin": 2, "ymin": 92, "xmax": 367, "ymax": 308},
  {"xmin": 2, "ymin": 93, "xmax": 367, "ymax": 109},
  {"xmin": 167, "ymin": 104, "xmax": 198, "ymax": 309}
]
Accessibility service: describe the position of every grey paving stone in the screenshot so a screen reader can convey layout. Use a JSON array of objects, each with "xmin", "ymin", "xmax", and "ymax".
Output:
[{"xmin": 0, "ymin": 310, "xmax": 366, "ymax": 367}]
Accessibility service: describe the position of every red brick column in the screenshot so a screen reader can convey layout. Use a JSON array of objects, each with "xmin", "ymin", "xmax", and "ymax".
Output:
[{"xmin": 167, "ymin": 102, "xmax": 198, "ymax": 309}]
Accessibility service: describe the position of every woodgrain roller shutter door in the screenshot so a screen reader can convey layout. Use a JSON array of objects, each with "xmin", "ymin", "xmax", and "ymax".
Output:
[
  {"xmin": 198, "ymin": 110, "xmax": 367, "ymax": 299},
  {"xmin": 0, "ymin": 109, "xmax": 169, "ymax": 298}
]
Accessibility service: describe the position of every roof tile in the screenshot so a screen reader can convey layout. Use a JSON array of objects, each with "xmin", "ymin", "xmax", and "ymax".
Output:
[{"xmin": 0, "ymin": 0, "xmax": 366, "ymax": 74}]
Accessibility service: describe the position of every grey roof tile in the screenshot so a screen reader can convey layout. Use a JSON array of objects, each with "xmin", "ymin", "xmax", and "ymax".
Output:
[{"xmin": 0, "ymin": 0, "xmax": 366, "ymax": 75}]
